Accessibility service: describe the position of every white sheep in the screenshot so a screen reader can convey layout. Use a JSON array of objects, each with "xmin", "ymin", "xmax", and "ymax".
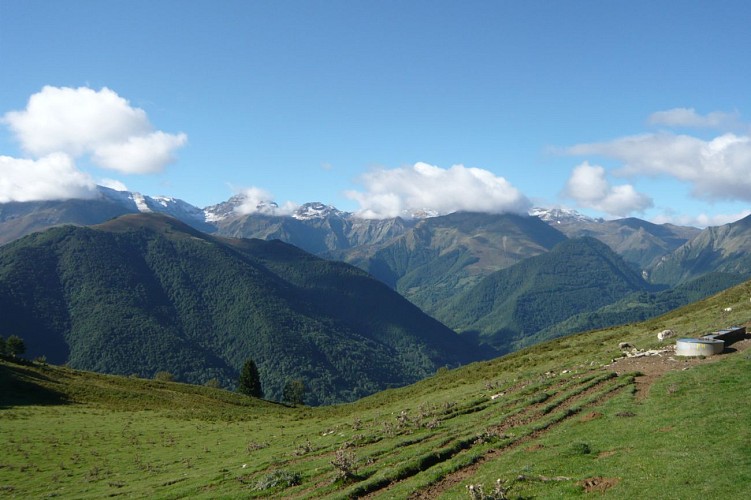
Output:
[{"xmin": 657, "ymin": 329, "xmax": 674, "ymax": 341}]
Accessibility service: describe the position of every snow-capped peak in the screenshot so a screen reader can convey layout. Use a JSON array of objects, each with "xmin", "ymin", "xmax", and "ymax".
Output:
[
  {"xmin": 95, "ymin": 185, "xmax": 205, "ymax": 221},
  {"xmin": 292, "ymin": 202, "xmax": 346, "ymax": 220},
  {"xmin": 529, "ymin": 207, "xmax": 599, "ymax": 224},
  {"xmin": 405, "ymin": 208, "xmax": 440, "ymax": 219}
]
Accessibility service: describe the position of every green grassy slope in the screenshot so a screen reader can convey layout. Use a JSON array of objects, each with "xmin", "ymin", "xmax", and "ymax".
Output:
[{"xmin": 2, "ymin": 277, "xmax": 751, "ymax": 498}]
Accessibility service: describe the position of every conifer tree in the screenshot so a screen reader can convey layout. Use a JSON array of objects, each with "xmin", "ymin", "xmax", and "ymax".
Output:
[
  {"xmin": 6, "ymin": 335, "xmax": 25, "ymax": 358},
  {"xmin": 237, "ymin": 359, "xmax": 263, "ymax": 398}
]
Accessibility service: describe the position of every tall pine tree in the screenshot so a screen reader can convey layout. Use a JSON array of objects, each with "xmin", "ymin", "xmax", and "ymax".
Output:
[{"xmin": 237, "ymin": 359, "xmax": 263, "ymax": 398}]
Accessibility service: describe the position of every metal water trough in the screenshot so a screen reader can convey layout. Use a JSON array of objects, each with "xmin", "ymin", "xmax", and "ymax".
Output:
[
  {"xmin": 703, "ymin": 326, "xmax": 747, "ymax": 343},
  {"xmin": 675, "ymin": 338, "xmax": 725, "ymax": 357},
  {"xmin": 675, "ymin": 326, "xmax": 746, "ymax": 357}
]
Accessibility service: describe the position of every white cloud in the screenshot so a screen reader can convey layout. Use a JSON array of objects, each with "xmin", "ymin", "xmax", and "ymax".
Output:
[
  {"xmin": 564, "ymin": 162, "xmax": 653, "ymax": 217},
  {"xmin": 91, "ymin": 131, "xmax": 187, "ymax": 174},
  {"xmin": 0, "ymin": 153, "xmax": 97, "ymax": 203},
  {"xmin": 345, "ymin": 162, "xmax": 531, "ymax": 219},
  {"xmin": 566, "ymin": 132, "xmax": 751, "ymax": 201},
  {"xmin": 648, "ymin": 107, "xmax": 740, "ymax": 130},
  {"xmin": 2, "ymin": 86, "xmax": 187, "ymax": 173},
  {"xmin": 233, "ymin": 186, "xmax": 298, "ymax": 216}
]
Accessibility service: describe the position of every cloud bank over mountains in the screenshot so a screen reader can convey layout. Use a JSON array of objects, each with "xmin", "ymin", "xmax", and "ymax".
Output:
[
  {"xmin": 0, "ymin": 153, "xmax": 96, "ymax": 203},
  {"xmin": 346, "ymin": 162, "xmax": 531, "ymax": 219},
  {"xmin": 0, "ymin": 86, "xmax": 187, "ymax": 202}
]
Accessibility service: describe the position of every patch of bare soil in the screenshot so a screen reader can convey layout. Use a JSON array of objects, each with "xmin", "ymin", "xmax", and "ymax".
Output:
[
  {"xmin": 606, "ymin": 335, "xmax": 751, "ymax": 401},
  {"xmin": 579, "ymin": 476, "xmax": 620, "ymax": 493},
  {"xmin": 580, "ymin": 411, "xmax": 603, "ymax": 422}
]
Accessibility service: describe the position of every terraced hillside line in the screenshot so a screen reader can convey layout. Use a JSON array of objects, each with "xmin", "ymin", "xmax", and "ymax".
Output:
[
  {"xmin": 351, "ymin": 372, "xmax": 632, "ymax": 499},
  {"xmin": 285, "ymin": 376, "xmax": 582, "ymax": 494},
  {"xmin": 256, "ymin": 372, "xmax": 626, "ymax": 499}
]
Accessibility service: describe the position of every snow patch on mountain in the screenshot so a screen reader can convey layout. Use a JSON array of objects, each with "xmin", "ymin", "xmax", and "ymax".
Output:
[
  {"xmin": 293, "ymin": 202, "xmax": 347, "ymax": 220},
  {"xmin": 96, "ymin": 185, "xmax": 206, "ymax": 222},
  {"xmin": 530, "ymin": 207, "xmax": 600, "ymax": 225}
]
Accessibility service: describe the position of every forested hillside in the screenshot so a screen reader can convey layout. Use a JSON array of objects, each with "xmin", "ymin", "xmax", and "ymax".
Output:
[
  {"xmin": 0, "ymin": 214, "xmax": 485, "ymax": 405},
  {"xmin": 435, "ymin": 237, "xmax": 654, "ymax": 351}
]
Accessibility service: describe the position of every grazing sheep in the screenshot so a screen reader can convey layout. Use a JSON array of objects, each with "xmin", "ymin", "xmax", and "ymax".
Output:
[{"xmin": 657, "ymin": 329, "xmax": 674, "ymax": 341}]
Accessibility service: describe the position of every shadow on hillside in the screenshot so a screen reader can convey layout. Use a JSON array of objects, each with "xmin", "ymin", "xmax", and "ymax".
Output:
[{"xmin": 0, "ymin": 361, "xmax": 68, "ymax": 408}]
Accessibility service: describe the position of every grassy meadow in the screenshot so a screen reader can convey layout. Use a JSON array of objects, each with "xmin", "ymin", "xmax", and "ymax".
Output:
[{"xmin": 2, "ymin": 278, "xmax": 751, "ymax": 498}]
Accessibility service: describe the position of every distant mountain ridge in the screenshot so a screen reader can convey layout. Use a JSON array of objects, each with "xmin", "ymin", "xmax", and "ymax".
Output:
[{"xmin": 3, "ymin": 188, "xmax": 746, "ymax": 330}]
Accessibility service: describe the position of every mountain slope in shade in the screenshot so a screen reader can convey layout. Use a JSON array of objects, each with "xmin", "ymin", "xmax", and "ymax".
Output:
[
  {"xmin": 434, "ymin": 237, "xmax": 654, "ymax": 352},
  {"xmin": 648, "ymin": 214, "xmax": 751, "ymax": 286},
  {"xmin": 0, "ymin": 213, "xmax": 486, "ymax": 405}
]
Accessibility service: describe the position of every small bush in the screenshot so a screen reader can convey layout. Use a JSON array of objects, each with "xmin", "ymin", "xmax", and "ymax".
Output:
[
  {"xmin": 331, "ymin": 448, "xmax": 358, "ymax": 482},
  {"xmin": 566, "ymin": 442, "xmax": 592, "ymax": 456},
  {"xmin": 252, "ymin": 469, "xmax": 301, "ymax": 491}
]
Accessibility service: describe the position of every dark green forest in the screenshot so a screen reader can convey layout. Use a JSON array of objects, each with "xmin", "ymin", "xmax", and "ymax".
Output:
[{"xmin": 0, "ymin": 214, "xmax": 484, "ymax": 405}]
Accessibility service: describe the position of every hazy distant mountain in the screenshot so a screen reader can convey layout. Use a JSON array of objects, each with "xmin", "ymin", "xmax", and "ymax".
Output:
[
  {"xmin": 211, "ymin": 201, "xmax": 414, "ymax": 255},
  {"xmin": 335, "ymin": 212, "xmax": 568, "ymax": 313},
  {"xmin": 0, "ymin": 213, "xmax": 485, "ymax": 405},
  {"xmin": 648, "ymin": 214, "xmax": 751, "ymax": 286},
  {"xmin": 531, "ymin": 208, "xmax": 701, "ymax": 271},
  {"xmin": 434, "ymin": 237, "xmax": 654, "ymax": 352}
]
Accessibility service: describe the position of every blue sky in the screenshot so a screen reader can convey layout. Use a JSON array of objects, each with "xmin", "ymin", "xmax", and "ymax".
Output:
[{"xmin": 1, "ymin": 0, "xmax": 750, "ymax": 226}]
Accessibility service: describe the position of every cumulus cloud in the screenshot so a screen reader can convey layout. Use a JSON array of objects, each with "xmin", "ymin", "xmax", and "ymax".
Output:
[
  {"xmin": 564, "ymin": 162, "xmax": 653, "ymax": 217},
  {"xmin": 3, "ymin": 85, "xmax": 187, "ymax": 173},
  {"xmin": 91, "ymin": 131, "xmax": 188, "ymax": 174},
  {"xmin": 566, "ymin": 132, "xmax": 751, "ymax": 201},
  {"xmin": 648, "ymin": 107, "xmax": 740, "ymax": 130},
  {"xmin": 345, "ymin": 162, "xmax": 531, "ymax": 219},
  {"xmin": 0, "ymin": 153, "xmax": 97, "ymax": 203}
]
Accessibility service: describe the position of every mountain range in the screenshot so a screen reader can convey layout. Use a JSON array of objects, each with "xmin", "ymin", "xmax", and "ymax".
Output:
[
  {"xmin": 0, "ymin": 213, "xmax": 485, "ymax": 405},
  {"xmin": 2, "ymin": 187, "xmax": 751, "ymax": 403}
]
